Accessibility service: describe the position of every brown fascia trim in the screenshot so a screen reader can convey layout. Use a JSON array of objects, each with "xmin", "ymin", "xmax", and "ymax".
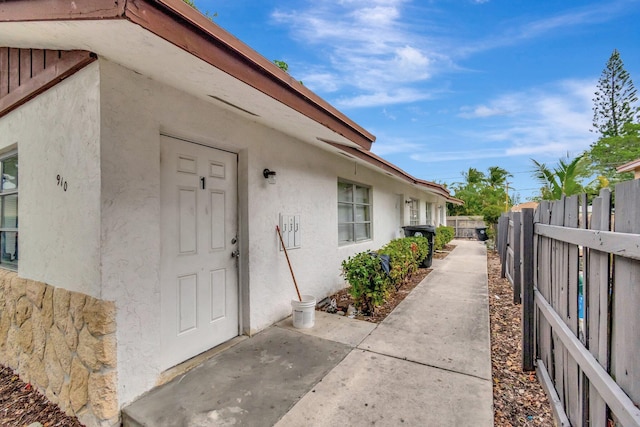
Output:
[
  {"xmin": 0, "ymin": 0, "xmax": 126, "ymax": 21},
  {"xmin": 0, "ymin": 50, "xmax": 96, "ymax": 119},
  {"xmin": 616, "ymin": 158, "xmax": 640, "ymax": 173},
  {"xmin": 0, "ymin": 0, "xmax": 375, "ymax": 150},
  {"xmin": 326, "ymin": 141, "xmax": 463, "ymax": 205}
]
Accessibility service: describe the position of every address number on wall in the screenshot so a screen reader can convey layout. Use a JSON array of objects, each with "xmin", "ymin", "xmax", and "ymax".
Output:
[{"xmin": 56, "ymin": 174, "xmax": 68, "ymax": 192}]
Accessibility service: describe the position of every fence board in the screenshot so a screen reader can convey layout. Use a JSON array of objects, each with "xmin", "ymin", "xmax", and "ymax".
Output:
[
  {"xmin": 587, "ymin": 189, "xmax": 611, "ymax": 427},
  {"xmin": 537, "ymin": 200, "xmax": 553, "ymax": 381},
  {"xmin": 564, "ymin": 195, "xmax": 581, "ymax": 425},
  {"xmin": 551, "ymin": 198, "xmax": 566, "ymax": 407},
  {"xmin": 513, "ymin": 212, "xmax": 522, "ymax": 304},
  {"xmin": 611, "ymin": 180, "xmax": 640, "ymax": 421},
  {"xmin": 499, "ymin": 214, "xmax": 508, "ymax": 278},
  {"xmin": 521, "ymin": 209, "xmax": 534, "ymax": 370}
]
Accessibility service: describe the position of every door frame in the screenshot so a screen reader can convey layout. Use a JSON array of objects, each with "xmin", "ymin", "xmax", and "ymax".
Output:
[{"xmin": 159, "ymin": 132, "xmax": 247, "ymax": 347}]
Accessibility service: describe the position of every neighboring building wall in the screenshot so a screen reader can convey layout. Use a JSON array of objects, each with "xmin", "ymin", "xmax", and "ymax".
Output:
[
  {"xmin": 0, "ymin": 62, "xmax": 102, "ymax": 298},
  {"xmin": 96, "ymin": 58, "xmax": 448, "ymax": 405},
  {"xmin": 0, "ymin": 270, "xmax": 117, "ymax": 426},
  {"xmin": 0, "ymin": 63, "xmax": 116, "ymax": 427}
]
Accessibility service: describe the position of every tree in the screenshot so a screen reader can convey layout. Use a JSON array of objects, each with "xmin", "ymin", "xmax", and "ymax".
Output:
[
  {"xmin": 531, "ymin": 154, "xmax": 590, "ymax": 200},
  {"xmin": 592, "ymin": 49, "xmax": 639, "ymax": 138},
  {"xmin": 487, "ymin": 166, "xmax": 512, "ymax": 189},
  {"xmin": 589, "ymin": 122, "xmax": 640, "ymax": 181},
  {"xmin": 448, "ymin": 166, "xmax": 512, "ymax": 226}
]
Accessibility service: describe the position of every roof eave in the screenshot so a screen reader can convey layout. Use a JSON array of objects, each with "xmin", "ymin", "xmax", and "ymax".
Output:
[
  {"xmin": 0, "ymin": 0, "xmax": 375, "ymax": 150},
  {"xmin": 326, "ymin": 142, "xmax": 462, "ymax": 204}
]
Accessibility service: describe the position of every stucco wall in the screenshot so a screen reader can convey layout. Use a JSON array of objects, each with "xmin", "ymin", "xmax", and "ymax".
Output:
[
  {"xmin": 0, "ymin": 63, "xmax": 102, "ymax": 298},
  {"xmin": 97, "ymin": 58, "xmax": 447, "ymax": 405}
]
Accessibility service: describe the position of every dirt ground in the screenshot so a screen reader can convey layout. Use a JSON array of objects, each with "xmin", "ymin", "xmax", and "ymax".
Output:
[
  {"xmin": 487, "ymin": 249, "xmax": 554, "ymax": 426},
  {"xmin": 0, "ymin": 365, "xmax": 83, "ymax": 426},
  {"xmin": 0, "ymin": 243, "xmax": 553, "ymax": 426}
]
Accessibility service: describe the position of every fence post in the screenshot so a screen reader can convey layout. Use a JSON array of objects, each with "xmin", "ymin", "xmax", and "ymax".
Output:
[
  {"xmin": 513, "ymin": 212, "xmax": 522, "ymax": 304},
  {"xmin": 521, "ymin": 208, "xmax": 535, "ymax": 371},
  {"xmin": 498, "ymin": 214, "xmax": 509, "ymax": 278}
]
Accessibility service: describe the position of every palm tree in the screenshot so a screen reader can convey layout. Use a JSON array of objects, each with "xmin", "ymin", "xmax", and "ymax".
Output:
[
  {"xmin": 531, "ymin": 154, "xmax": 590, "ymax": 200},
  {"xmin": 487, "ymin": 166, "xmax": 512, "ymax": 189}
]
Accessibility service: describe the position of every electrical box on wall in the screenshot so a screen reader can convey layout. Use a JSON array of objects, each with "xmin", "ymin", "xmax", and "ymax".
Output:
[{"xmin": 279, "ymin": 214, "xmax": 301, "ymax": 250}]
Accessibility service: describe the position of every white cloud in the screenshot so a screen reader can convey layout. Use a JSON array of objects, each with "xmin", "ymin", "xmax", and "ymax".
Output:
[
  {"xmin": 416, "ymin": 79, "xmax": 596, "ymax": 162},
  {"xmin": 411, "ymin": 148, "xmax": 506, "ymax": 162},
  {"xmin": 271, "ymin": 1, "xmax": 444, "ymax": 108},
  {"xmin": 370, "ymin": 137, "xmax": 424, "ymax": 156},
  {"xmin": 336, "ymin": 88, "xmax": 433, "ymax": 108}
]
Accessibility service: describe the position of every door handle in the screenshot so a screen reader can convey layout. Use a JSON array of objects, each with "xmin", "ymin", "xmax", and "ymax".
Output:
[{"xmin": 231, "ymin": 250, "xmax": 240, "ymax": 258}]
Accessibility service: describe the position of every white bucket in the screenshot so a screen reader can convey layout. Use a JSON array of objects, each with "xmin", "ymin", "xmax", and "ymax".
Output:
[{"xmin": 291, "ymin": 295, "xmax": 316, "ymax": 329}]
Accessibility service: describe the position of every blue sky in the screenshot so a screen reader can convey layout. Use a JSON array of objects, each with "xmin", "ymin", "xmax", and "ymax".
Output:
[{"xmin": 193, "ymin": 0, "xmax": 640, "ymax": 202}]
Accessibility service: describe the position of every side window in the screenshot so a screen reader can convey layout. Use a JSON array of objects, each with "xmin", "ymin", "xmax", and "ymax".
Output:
[
  {"xmin": 338, "ymin": 180, "xmax": 371, "ymax": 245},
  {"xmin": 0, "ymin": 153, "xmax": 18, "ymax": 269},
  {"xmin": 425, "ymin": 202, "xmax": 433, "ymax": 225},
  {"xmin": 409, "ymin": 198, "xmax": 419, "ymax": 225}
]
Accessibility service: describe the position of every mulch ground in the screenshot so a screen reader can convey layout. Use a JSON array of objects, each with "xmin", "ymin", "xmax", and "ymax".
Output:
[
  {"xmin": 0, "ymin": 244, "xmax": 553, "ymax": 426},
  {"xmin": 0, "ymin": 365, "xmax": 83, "ymax": 427},
  {"xmin": 488, "ymin": 249, "xmax": 554, "ymax": 426}
]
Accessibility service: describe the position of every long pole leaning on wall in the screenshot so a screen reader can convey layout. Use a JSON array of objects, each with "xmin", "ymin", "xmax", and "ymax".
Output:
[{"xmin": 521, "ymin": 207, "xmax": 535, "ymax": 371}]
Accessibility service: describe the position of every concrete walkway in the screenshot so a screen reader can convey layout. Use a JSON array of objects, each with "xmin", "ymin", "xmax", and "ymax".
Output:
[{"xmin": 123, "ymin": 239, "xmax": 493, "ymax": 426}]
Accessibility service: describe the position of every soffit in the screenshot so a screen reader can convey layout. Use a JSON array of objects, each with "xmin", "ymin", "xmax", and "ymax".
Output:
[{"xmin": 0, "ymin": 20, "xmax": 362, "ymax": 151}]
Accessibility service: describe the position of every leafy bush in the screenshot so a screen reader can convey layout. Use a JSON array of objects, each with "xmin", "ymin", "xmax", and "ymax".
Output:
[
  {"xmin": 341, "ymin": 236, "xmax": 429, "ymax": 313},
  {"xmin": 434, "ymin": 226, "xmax": 455, "ymax": 251},
  {"xmin": 379, "ymin": 237, "xmax": 428, "ymax": 289},
  {"xmin": 341, "ymin": 252, "xmax": 390, "ymax": 314}
]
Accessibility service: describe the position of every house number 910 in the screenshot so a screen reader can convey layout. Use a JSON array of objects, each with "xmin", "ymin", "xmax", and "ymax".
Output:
[{"xmin": 56, "ymin": 174, "xmax": 68, "ymax": 192}]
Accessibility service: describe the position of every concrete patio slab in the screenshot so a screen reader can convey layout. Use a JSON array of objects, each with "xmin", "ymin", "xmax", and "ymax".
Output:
[
  {"xmin": 122, "ymin": 327, "xmax": 352, "ymax": 427},
  {"xmin": 275, "ymin": 348, "xmax": 494, "ymax": 427},
  {"xmin": 276, "ymin": 310, "xmax": 377, "ymax": 347},
  {"xmin": 122, "ymin": 239, "xmax": 494, "ymax": 427}
]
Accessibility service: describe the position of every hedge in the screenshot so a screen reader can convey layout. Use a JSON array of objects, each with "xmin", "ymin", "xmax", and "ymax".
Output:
[
  {"xmin": 341, "ymin": 236, "xmax": 429, "ymax": 314},
  {"xmin": 434, "ymin": 225, "xmax": 455, "ymax": 251}
]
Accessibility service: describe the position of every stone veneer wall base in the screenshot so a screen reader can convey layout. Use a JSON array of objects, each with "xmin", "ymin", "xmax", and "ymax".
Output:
[{"xmin": 0, "ymin": 270, "xmax": 118, "ymax": 426}]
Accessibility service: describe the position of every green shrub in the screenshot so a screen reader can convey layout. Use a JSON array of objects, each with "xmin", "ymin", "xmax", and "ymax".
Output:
[
  {"xmin": 341, "ymin": 252, "xmax": 391, "ymax": 314},
  {"xmin": 341, "ymin": 236, "xmax": 429, "ymax": 313},
  {"xmin": 434, "ymin": 226, "xmax": 455, "ymax": 251},
  {"xmin": 379, "ymin": 237, "xmax": 429, "ymax": 289}
]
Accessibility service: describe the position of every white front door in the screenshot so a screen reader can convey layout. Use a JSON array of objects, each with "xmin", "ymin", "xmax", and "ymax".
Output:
[{"xmin": 160, "ymin": 135, "xmax": 239, "ymax": 369}]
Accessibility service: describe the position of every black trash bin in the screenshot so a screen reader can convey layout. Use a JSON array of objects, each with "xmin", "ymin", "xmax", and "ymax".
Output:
[
  {"xmin": 402, "ymin": 225, "xmax": 436, "ymax": 268},
  {"xmin": 475, "ymin": 227, "xmax": 489, "ymax": 241}
]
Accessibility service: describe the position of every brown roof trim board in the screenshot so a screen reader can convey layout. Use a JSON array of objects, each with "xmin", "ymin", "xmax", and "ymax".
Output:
[
  {"xmin": 616, "ymin": 158, "xmax": 640, "ymax": 173},
  {"xmin": 325, "ymin": 141, "xmax": 463, "ymax": 205},
  {"xmin": 0, "ymin": 48, "xmax": 96, "ymax": 119},
  {"xmin": 0, "ymin": 0, "xmax": 375, "ymax": 150}
]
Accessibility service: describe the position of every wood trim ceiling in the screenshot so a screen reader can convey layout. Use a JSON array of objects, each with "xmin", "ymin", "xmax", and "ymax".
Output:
[
  {"xmin": 0, "ymin": 0, "xmax": 375, "ymax": 150},
  {"xmin": 0, "ymin": 48, "xmax": 96, "ymax": 119}
]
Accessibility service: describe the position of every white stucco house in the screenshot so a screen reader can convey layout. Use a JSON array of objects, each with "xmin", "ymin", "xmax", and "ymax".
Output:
[{"xmin": 0, "ymin": 1, "xmax": 461, "ymax": 425}]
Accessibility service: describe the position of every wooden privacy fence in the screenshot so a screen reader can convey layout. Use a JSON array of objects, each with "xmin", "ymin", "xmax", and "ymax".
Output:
[
  {"xmin": 497, "ymin": 180, "xmax": 640, "ymax": 427},
  {"xmin": 446, "ymin": 216, "xmax": 485, "ymax": 238}
]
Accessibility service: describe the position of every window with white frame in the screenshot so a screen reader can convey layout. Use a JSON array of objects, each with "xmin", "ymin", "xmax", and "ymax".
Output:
[
  {"xmin": 338, "ymin": 180, "xmax": 371, "ymax": 244},
  {"xmin": 409, "ymin": 198, "xmax": 419, "ymax": 225},
  {"xmin": 0, "ymin": 153, "xmax": 18, "ymax": 270},
  {"xmin": 425, "ymin": 202, "xmax": 433, "ymax": 225}
]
